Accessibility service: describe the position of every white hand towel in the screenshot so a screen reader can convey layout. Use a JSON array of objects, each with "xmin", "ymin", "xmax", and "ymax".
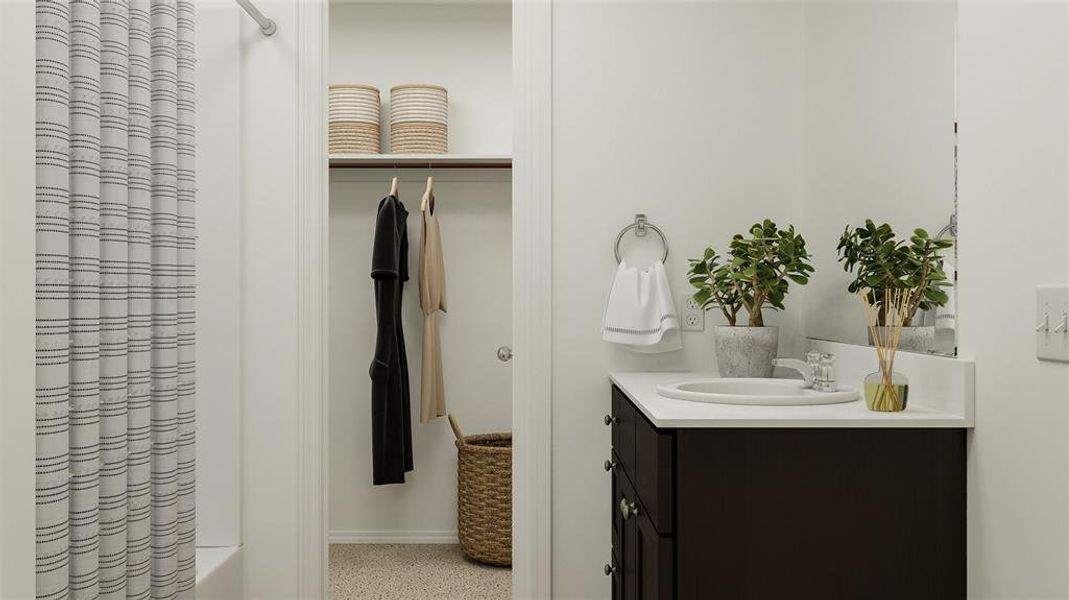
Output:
[{"xmin": 602, "ymin": 260, "xmax": 682, "ymax": 353}]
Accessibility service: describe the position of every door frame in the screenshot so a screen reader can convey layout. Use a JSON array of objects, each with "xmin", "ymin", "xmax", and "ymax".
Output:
[
  {"xmin": 511, "ymin": 1, "xmax": 554, "ymax": 597},
  {"xmin": 296, "ymin": 0, "xmax": 329, "ymax": 598},
  {"xmin": 294, "ymin": 1, "xmax": 554, "ymax": 598},
  {"xmin": 0, "ymin": 1, "xmax": 37, "ymax": 596}
]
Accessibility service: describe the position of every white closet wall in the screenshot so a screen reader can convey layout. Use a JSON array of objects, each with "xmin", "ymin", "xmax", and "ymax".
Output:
[
  {"xmin": 330, "ymin": 1, "xmax": 511, "ymax": 155},
  {"xmin": 328, "ymin": 1, "xmax": 512, "ymax": 542},
  {"xmin": 329, "ymin": 171, "xmax": 511, "ymax": 541}
]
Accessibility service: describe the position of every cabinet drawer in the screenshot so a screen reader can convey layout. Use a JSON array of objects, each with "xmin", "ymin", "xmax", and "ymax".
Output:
[
  {"xmin": 611, "ymin": 386, "xmax": 637, "ymax": 481},
  {"xmin": 612, "ymin": 385, "xmax": 675, "ymax": 535}
]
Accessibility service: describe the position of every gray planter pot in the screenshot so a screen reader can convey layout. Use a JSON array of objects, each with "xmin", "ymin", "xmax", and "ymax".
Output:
[
  {"xmin": 867, "ymin": 325, "xmax": 935, "ymax": 354},
  {"xmin": 714, "ymin": 326, "xmax": 780, "ymax": 378}
]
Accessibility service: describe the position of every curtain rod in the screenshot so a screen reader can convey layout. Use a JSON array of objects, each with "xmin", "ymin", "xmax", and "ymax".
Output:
[{"xmin": 235, "ymin": 0, "xmax": 277, "ymax": 36}]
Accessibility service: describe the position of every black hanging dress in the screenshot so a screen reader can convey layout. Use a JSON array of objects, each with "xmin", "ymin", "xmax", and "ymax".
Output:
[{"xmin": 369, "ymin": 194, "xmax": 414, "ymax": 485}]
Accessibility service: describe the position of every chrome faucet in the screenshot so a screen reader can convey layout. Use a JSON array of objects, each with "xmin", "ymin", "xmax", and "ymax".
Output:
[{"xmin": 772, "ymin": 352, "xmax": 837, "ymax": 392}]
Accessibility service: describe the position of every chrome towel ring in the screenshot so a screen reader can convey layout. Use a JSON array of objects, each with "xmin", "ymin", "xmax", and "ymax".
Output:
[{"xmin": 614, "ymin": 214, "xmax": 669, "ymax": 264}]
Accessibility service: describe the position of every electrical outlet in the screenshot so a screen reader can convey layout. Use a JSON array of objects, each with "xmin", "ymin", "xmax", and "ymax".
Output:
[
  {"xmin": 1037, "ymin": 284, "xmax": 1069, "ymax": 362},
  {"xmin": 680, "ymin": 293, "xmax": 705, "ymax": 332}
]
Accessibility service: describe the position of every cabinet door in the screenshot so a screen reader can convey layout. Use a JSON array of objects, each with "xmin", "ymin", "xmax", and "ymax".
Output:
[
  {"xmin": 618, "ymin": 474, "xmax": 639, "ymax": 600},
  {"xmin": 615, "ymin": 468, "xmax": 637, "ymax": 598},
  {"xmin": 611, "ymin": 466, "xmax": 624, "ymax": 589},
  {"xmin": 610, "ymin": 552, "xmax": 623, "ymax": 600},
  {"xmin": 635, "ymin": 508, "xmax": 673, "ymax": 599},
  {"xmin": 617, "ymin": 471, "xmax": 673, "ymax": 600}
]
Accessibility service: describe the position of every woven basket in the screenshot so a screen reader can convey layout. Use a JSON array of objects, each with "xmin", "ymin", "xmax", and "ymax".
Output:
[
  {"xmin": 449, "ymin": 415, "xmax": 511, "ymax": 567},
  {"xmin": 329, "ymin": 84, "xmax": 381, "ymax": 154},
  {"xmin": 390, "ymin": 84, "xmax": 448, "ymax": 154}
]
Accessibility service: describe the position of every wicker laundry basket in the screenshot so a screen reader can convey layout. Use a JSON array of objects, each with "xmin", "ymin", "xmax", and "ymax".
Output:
[
  {"xmin": 448, "ymin": 414, "xmax": 511, "ymax": 566},
  {"xmin": 389, "ymin": 84, "xmax": 448, "ymax": 154},
  {"xmin": 328, "ymin": 84, "xmax": 381, "ymax": 154}
]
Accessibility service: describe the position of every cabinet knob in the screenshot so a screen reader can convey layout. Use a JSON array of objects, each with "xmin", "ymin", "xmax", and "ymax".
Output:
[
  {"xmin": 603, "ymin": 459, "xmax": 616, "ymax": 472},
  {"xmin": 604, "ymin": 562, "xmax": 616, "ymax": 576},
  {"xmin": 604, "ymin": 414, "xmax": 617, "ymax": 426},
  {"xmin": 619, "ymin": 497, "xmax": 640, "ymax": 520}
]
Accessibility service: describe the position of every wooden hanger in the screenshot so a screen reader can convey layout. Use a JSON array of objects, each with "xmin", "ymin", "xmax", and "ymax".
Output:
[
  {"xmin": 388, "ymin": 176, "xmax": 398, "ymax": 197},
  {"xmin": 421, "ymin": 176, "xmax": 434, "ymax": 211}
]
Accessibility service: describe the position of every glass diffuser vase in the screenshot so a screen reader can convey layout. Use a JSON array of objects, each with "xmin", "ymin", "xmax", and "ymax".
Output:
[
  {"xmin": 864, "ymin": 369, "xmax": 909, "ymax": 412},
  {"xmin": 858, "ymin": 287, "xmax": 918, "ymax": 413}
]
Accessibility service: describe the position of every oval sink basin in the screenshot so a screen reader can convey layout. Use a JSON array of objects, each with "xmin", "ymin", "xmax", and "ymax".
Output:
[{"xmin": 657, "ymin": 378, "xmax": 859, "ymax": 406}]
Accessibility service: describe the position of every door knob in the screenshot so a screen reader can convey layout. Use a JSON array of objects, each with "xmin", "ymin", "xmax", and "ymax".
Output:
[
  {"xmin": 604, "ymin": 414, "xmax": 617, "ymax": 426},
  {"xmin": 620, "ymin": 498, "xmax": 640, "ymax": 520},
  {"xmin": 604, "ymin": 459, "xmax": 616, "ymax": 472},
  {"xmin": 604, "ymin": 562, "xmax": 616, "ymax": 576},
  {"xmin": 496, "ymin": 346, "xmax": 512, "ymax": 362}
]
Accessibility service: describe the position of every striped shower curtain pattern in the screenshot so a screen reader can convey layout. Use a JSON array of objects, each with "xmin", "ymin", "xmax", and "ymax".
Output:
[{"xmin": 36, "ymin": 0, "xmax": 197, "ymax": 598}]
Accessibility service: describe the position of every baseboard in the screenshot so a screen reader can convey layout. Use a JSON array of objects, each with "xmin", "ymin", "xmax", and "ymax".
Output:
[{"xmin": 328, "ymin": 530, "xmax": 459, "ymax": 544}]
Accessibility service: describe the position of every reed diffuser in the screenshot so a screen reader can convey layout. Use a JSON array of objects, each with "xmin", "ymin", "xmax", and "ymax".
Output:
[{"xmin": 859, "ymin": 288, "xmax": 911, "ymax": 412}]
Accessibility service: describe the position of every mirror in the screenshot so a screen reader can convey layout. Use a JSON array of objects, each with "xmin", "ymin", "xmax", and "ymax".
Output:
[{"xmin": 798, "ymin": 1, "xmax": 958, "ymax": 356}]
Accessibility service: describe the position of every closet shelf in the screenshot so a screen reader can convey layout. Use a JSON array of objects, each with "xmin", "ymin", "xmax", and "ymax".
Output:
[{"xmin": 329, "ymin": 154, "xmax": 512, "ymax": 169}]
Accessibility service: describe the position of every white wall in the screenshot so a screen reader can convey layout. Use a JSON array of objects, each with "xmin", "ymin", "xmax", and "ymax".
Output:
[
  {"xmin": 800, "ymin": 1, "xmax": 957, "ymax": 347},
  {"xmin": 329, "ymin": 1, "xmax": 512, "ymax": 155},
  {"xmin": 328, "ymin": 170, "xmax": 511, "ymax": 541},
  {"xmin": 0, "ymin": 1, "xmax": 37, "ymax": 597},
  {"xmin": 238, "ymin": 1, "xmax": 306, "ymax": 596},
  {"xmin": 196, "ymin": 0, "xmax": 243, "ymax": 549},
  {"xmin": 551, "ymin": 2, "xmax": 806, "ymax": 595},
  {"xmin": 957, "ymin": 3, "xmax": 1069, "ymax": 597}
]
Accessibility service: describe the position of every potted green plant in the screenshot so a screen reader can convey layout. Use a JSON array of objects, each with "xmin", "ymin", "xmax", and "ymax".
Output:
[
  {"xmin": 687, "ymin": 220, "xmax": 814, "ymax": 377},
  {"xmin": 837, "ymin": 219, "xmax": 954, "ymax": 352}
]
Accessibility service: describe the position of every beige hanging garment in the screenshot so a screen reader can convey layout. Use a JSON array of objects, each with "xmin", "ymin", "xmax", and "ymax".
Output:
[{"xmin": 419, "ymin": 179, "xmax": 448, "ymax": 423}]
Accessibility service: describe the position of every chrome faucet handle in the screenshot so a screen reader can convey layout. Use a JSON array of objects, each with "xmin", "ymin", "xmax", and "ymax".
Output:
[
  {"xmin": 812, "ymin": 353, "xmax": 838, "ymax": 392},
  {"xmin": 806, "ymin": 351, "xmax": 823, "ymax": 374}
]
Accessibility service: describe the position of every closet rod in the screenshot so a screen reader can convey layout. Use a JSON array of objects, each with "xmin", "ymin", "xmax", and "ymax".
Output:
[
  {"xmin": 337, "ymin": 179, "xmax": 509, "ymax": 184},
  {"xmin": 235, "ymin": 0, "xmax": 276, "ymax": 36},
  {"xmin": 329, "ymin": 155, "xmax": 512, "ymax": 169},
  {"xmin": 330, "ymin": 163, "xmax": 513, "ymax": 170}
]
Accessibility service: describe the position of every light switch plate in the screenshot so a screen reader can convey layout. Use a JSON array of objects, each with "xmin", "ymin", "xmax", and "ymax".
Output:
[{"xmin": 1036, "ymin": 284, "xmax": 1069, "ymax": 362}]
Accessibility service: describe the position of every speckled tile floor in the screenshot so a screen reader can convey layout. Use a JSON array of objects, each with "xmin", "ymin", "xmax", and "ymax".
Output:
[{"xmin": 329, "ymin": 544, "xmax": 511, "ymax": 600}]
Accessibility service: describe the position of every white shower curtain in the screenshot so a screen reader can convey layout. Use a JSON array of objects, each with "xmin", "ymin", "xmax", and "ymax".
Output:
[{"xmin": 36, "ymin": 0, "xmax": 196, "ymax": 598}]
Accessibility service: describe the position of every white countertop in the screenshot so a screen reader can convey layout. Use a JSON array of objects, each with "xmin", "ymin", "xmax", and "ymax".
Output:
[{"xmin": 610, "ymin": 372, "xmax": 972, "ymax": 428}]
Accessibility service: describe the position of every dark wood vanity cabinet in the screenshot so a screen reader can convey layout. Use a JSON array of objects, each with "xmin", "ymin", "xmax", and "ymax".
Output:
[{"xmin": 608, "ymin": 385, "xmax": 966, "ymax": 600}]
